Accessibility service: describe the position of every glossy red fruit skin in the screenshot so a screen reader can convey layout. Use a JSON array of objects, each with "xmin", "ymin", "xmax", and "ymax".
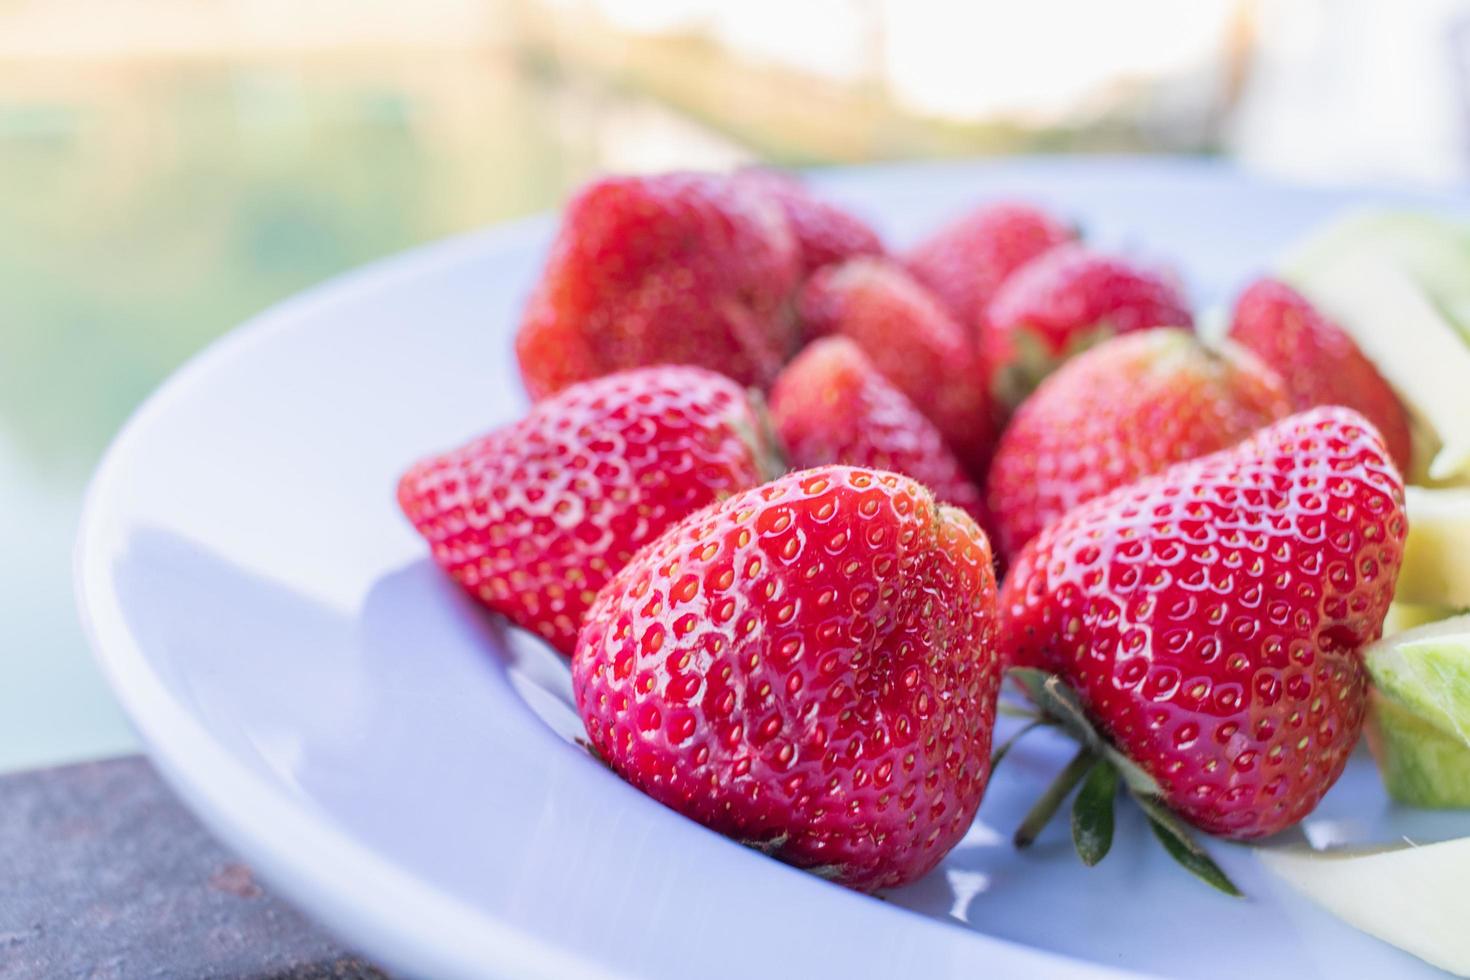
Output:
[
  {"xmin": 574, "ymin": 466, "xmax": 1001, "ymax": 891},
  {"xmin": 736, "ymin": 169, "xmax": 885, "ymax": 275},
  {"xmin": 904, "ymin": 201, "xmax": 1074, "ymax": 331},
  {"xmin": 516, "ymin": 173, "xmax": 801, "ymax": 401},
  {"xmin": 799, "ymin": 257, "xmax": 996, "ymax": 477},
  {"xmin": 982, "ymin": 244, "xmax": 1193, "ymax": 408},
  {"xmin": 998, "ymin": 408, "xmax": 1407, "ymax": 839},
  {"xmin": 398, "ymin": 366, "xmax": 775, "ymax": 657},
  {"xmin": 1229, "ymin": 277, "xmax": 1413, "ymax": 474},
  {"xmin": 987, "ymin": 329, "xmax": 1291, "ymax": 559},
  {"xmin": 770, "ymin": 337, "xmax": 990, "ymax": 531}
]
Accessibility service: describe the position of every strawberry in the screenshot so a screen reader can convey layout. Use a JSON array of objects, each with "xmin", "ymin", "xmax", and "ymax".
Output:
[
  {"xmin": 995, "ymin": 408, "xmax": 1406, "ymax": 890},
  {"xmin": 982, "ymin": 243, "xmax": 1193, "ymax": 410},
  {"xmin": 769, "ymin": 337, "xmax": 989, "ymax": 529},
  {"xmin": 987, "ymin": 329, "xmax": 1290, "ymax": 559},
  {"xmin": 515, "ymin": 172, "xmax": 801, "ymax": 401},
  {"xmin": 798, "ymin": 257, "xmax": 996, "ymax": 476},
  {"xmin": 573, "ymin": 465, "xmax": 1001, "ymax": 892},
  {"xmin": 398, "ymin": 366, "xmax": 780, "ymax": 657},
  {"xmin": 1229, "ymin": 277, "xmax": 1413, "ymax": 473},
  {"xmin": 736, "ymin": 168, "xmax": 885, "ymax": 275},
  {"xmin": 904, "ymin": 201, "xmax": 1074, "ymax": 331}
]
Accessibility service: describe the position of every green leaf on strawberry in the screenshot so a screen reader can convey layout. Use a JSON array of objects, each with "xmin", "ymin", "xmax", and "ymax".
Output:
[
  {"xmin": 1000, "ymin": 668, "xmax": 1242, "ymax": 895},
  {"xmin": 1137, "ymin": 795, "xmax": 1243, "ymax": 898},
  {"xmin": 1008, "ymin": 668, "xmax": 1160, "ymax": 798},
  {"xmin": 1071, "ymin": 758, "xmax": 1118, "ymax": 867}
]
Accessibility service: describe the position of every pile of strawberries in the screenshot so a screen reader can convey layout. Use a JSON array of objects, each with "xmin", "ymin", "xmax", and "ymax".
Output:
[{"xmin": 399, "ymin": 170, "xmax": 1411, "ymax": 894}]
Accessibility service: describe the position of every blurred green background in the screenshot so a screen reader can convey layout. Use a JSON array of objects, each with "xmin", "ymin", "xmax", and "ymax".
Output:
[{"xmin": 4, "ymin": 0, "xmax": 1468, "ymax": 771}]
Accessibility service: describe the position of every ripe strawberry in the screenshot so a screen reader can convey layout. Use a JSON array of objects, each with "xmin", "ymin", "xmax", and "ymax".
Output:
[
  {"xmin": 987, "ymin": 329, "xmax": 1290, "ymax": 559},
  {"xmin": 398, "ymin": 366, "xmax": 780, "ymax": 657},
  {"xmin": 769, "ymin": 337, "xmax": 989, "ymax": 529},
  {"xmin": 998, "ymin": 408, "xmax": 1406, "ymax": 860},
  {"xmin": 736, "ymin": 168, "xmax": 884, "ymax": 275},
  {"xmin": 516, "ymin": 172, "xmax": 801, "ymax": 400},
  {"xmin": 799, "ymin": 257, "xmax": 996, "ymax": 476},
  {"xmin": 574, "ymin": 465, "xmax": 1001, "ymax": 892},
  {"xmin": 982, "ymin": 244, "xmax": 1193, "ymax": 410},
  {"xmin": 1229, "ymin": 277, "xmax": 1413, "ymax": 473},
  {"xmin": 904, "ymin": 201, "xmax": 1074, "ymax": 331}
]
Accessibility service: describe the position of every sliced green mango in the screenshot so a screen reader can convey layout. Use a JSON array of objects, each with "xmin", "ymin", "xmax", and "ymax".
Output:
[
  {"xmin": 1368, "ymin": 691, "xmax": 1470, "ymax": 808},
  {"xmin": 1282, "ymin": 209, "xmax": 1470, "ymax": 342},
  {"xmin": 1400, "ymin": 487, "xmax": 1470, "ymax": 609},
  {"xmin": 1364, "ymin": 614, "xmax": 1470, "ymax": 808},
  {"xmin": 1383, "ymin": 601, "xmax": 1462, "ymax": 636},
  {"xmin": 1259, "ymin": 837, "xmax": 1470, "ymax": 976},
  {"xmin": 1290, "ymin": 254, "xmax": 1470, "ymax": 482}
]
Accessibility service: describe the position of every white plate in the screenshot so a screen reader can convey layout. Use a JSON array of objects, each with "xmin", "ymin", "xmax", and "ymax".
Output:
[{"xmin": 77, "ymin": 158, "xmax": 1470, "ymax": 980}]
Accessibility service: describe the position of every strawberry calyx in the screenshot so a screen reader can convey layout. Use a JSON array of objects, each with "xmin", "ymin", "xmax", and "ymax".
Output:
[
  {"xmin": 742, "ymin": 388, "xmax": 791, "ymax": 482},
  {"xmin": 995, "ymin": 667, "xmax": 1243, "ymax": 897},
  {"xmin": 990, "ymin": 322, "xmax": 1117, "ymax": 411},
  {"xmin": 736, "ymin": 826, "xmax": 859, "ymax": 883}
]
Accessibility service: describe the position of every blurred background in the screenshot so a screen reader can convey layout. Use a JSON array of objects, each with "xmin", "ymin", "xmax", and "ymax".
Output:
[{"xmin": 4, "ymin": 0, "xmax": 1470, "ymax": 772}]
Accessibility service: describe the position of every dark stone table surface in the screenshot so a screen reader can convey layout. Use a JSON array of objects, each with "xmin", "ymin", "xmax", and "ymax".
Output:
[{"xmin": 0, "ymin": 756, "xmax": 390, "ymax": 979}]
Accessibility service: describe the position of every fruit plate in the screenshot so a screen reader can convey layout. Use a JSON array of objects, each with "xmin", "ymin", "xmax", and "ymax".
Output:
[{"xmin": 76, "ymin": 157, "xmax": 1470, "ymax": 980}]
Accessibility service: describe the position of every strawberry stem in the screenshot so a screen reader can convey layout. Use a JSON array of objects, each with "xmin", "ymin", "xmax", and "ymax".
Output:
[
  {"xmin": 1014, "ymin": 746, "xmax": 1095, "ymax": 849},
  {"xmin": 990, "ymin": 718, "xmax": 1048, "ymax": 771},
  {"xmin": 996, "ymin": 699, "xmax": 1041, "ymax": 720},
  {"xmin": 1006, "ymin": 667, "xmax": 1246, "ymax": 896}
]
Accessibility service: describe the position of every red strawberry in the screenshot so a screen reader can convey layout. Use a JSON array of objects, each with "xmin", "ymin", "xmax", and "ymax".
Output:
[
  {"xmin": 398, "ymin": 366, "xmax": 780, "ymax": 657},
  {"xmin": 516, "ymin": 173, "xmax": 801, "ymax": 400},
  {"xmin": 1229, "ymin": 277, "xmax": 1413, "ymax": 473},
  {"xmin": 736, "ymin": 169, "xmax": 884, "ymax": 275},
  {"xmin": 769, "ymin": 337, "xmax": 989, "ymax": 529},
  {"xmin": 799, "ymin": 257, "xmax": 996, "ymax": 476},
  {"xmin": 904, "ymin": 201, "xmax": 1074, "ymax": 331},
  {"xmin": 574, "ymin": 466, "xmax": 1001, "ymax": 892},
  {"xmin": 998, "ymin": 408, "xmax": 1406, "ymax": 863},
  {"xmin": 982, "ymin": 244, "xmax": 1193, "ymax": 410},
  {"xmin": 987, "ymin": 329, "xmax": 1290, "ymax": 558}
]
